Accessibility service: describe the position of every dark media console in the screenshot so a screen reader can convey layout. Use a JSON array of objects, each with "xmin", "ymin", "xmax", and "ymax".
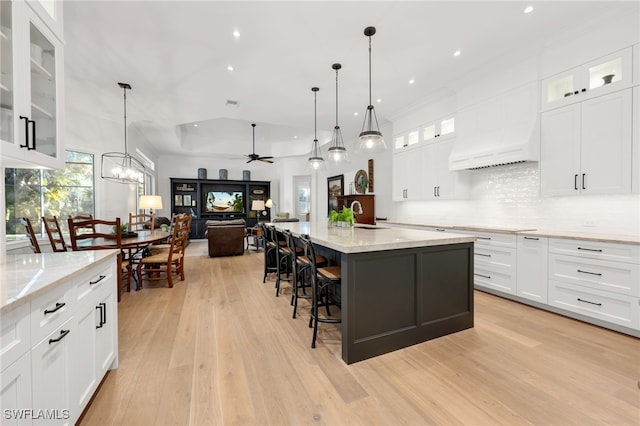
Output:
[{"xmin": 170, "ymin": 177, "xmax": 270, "ymax": 239}]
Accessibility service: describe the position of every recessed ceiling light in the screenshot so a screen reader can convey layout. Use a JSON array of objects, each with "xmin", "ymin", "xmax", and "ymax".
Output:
[
  {"xmin": 193, "ymin": 124, "xmax": 198, "ymax": 127},
  {"xmin": 376, "ymin": 98, "xmax": 382, "ymax": 103},
  {"xmin": 408, "ymin": 79, "xmax": 415, "ymax": 85},
  {"xmin": 354, "ymin": 112, "xmax": 359, "ymax": 116},
  {"xmin": 293, "ymin": 135, "xmax": 297, "ymax": 139},
  {"xmin": 233, "ymin": 29, "xmax": 240, "ymax": 38},
  {"xmin": 453, "ymin": 50, "xmax": 461, "ymax": 57},
  {"xmin": 227, "ymin": 65, "xmax": 234, "ymax": 71},
  {"xmin": 523, "ymin": 6, "xmax": 534, "ymax": 14}
]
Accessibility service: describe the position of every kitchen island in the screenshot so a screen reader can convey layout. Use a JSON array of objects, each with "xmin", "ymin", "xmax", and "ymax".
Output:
[{"xmin": 272, "ymin": 222, "xmax": 476, "ymax": 364}]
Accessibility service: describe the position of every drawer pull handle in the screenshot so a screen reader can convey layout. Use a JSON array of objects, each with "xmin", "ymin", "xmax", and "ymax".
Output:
[
  {"xmin": 474, "ymin": 273, "xmax": 491, "ymax": 279},
  {"xmin": 577, "ymin": 247, "xmax": 602, "ymax": 252},
  {"xmin": 90, "ymin": 275, "xmax": 107, "ymax": 285},
  {"xmin": 48, "ymin": 329, "xmax": 70, "ymax": 344},
  {"xmin": 435, "ymin": 228, "xmax": 446, "ymax": 232},
  {"xmin": 523, "ymin": 236, "xmax": 539, "ymax": 240},
  {"xmin": 44, "ymin": 302, "xmax": 65, "ymax": 315},
  {"xmin": 577, "ymin": 298, "xmax": 602, "ymax": 307},
  {"xmin": 577, "ymin": 269, "xmax": 602, "ymax": 276},
  {"xmin": 476, "ymin": 253, "xmax": 491, "ymax": 257},
  {"xmin": 477, "ymin": 237, "xmax": 491, "ymax": 240}
]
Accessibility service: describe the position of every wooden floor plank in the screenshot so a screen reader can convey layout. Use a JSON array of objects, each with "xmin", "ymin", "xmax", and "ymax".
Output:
[{"xmin": 80, "ymin": 241, "xmax": 640, "ymax": 426}]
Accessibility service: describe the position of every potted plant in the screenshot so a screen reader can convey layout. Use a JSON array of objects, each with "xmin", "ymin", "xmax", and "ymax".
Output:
[{"xmin": 328, "ymin": 207, "xmax": 355, "ymax": 227}]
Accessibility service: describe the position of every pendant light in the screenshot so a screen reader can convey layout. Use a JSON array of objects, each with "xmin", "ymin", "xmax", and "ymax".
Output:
[
  {"xmin": 327, "ymin": 63, "xmax": 349, "ymax": 165},
  {"xmin": 101, "ymin": 82, "xmax": 145, "ymax": 184},
  {"xmin": 358, "ymin": 26, "xmax": 386, "ymax": 153},
  {"xmin": 306, "ymin": 87, "xmax": 326, "ymax": 171}
]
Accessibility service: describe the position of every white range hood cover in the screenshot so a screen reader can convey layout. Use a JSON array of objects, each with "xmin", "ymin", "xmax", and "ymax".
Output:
[{"xmin": 449, "ymin": 81, "xmax": 540, "ymax": 170}]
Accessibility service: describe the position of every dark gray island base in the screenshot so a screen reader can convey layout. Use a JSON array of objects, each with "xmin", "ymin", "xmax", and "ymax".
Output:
[
  {"xmin": 340, "ymin": 242, "xmax": 474, "ymax": 364},
  {"xmin": 272, "ymin": 222, "xmax": 476, "ymax": 364}
]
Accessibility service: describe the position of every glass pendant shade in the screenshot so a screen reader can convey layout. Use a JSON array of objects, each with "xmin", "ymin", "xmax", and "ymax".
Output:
[
  {"xmin": 306, "ymin": 87, "xmax": 326, "ymax": 171},
  {"xmin": 101, "ymin": 82, "xmax": 145, "ymax": 184},
  {"xmin": 328, "ymin": 63, "xmax": 349, "ymax": 165},
  {"xmin": 358, "ymin": 27, "xmax": 386, "ymax": 153}
]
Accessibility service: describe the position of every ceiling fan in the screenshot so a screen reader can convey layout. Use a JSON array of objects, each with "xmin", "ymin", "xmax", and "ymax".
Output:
[{"xmin": 246, "ymin": 123, "xmax": 274, "ymax": 163}]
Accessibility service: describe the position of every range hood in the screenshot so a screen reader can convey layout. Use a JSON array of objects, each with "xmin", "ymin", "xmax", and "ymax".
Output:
[{"xmin": 449, "ymin": 82, "xmax": 540, "ymax": 170}]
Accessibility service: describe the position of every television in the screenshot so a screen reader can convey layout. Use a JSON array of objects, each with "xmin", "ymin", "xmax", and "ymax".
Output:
[{"xmin": 204, "ymin": 191, "xmax": 244, "ymax": 213}]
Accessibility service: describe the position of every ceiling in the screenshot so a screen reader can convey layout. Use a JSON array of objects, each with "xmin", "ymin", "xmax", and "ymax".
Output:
[{"xmin": 63, "ymin": 1, "xmax": 636, "ymax": 158}]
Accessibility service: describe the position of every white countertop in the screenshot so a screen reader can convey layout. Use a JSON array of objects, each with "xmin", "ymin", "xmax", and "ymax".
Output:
[
  {"xmin": 271, "ymin": 222, "xmax": 476, "ymax": 254},
  {"xmin": 0, "ymin": 250, "xmax": 119, "ymax": 313},
  {"xmin": 519, "ymin": 229, "xmax": 640, "ymax": 245}
]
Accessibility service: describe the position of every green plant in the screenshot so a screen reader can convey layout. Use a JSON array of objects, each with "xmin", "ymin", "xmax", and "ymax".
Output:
[
  {"xmin": 357, "ymin": 177, "xmax": 369, "ymax": 193},
  {"xmin": 327, "ymin": 207, "xmax": 355, "ymax": 226}
]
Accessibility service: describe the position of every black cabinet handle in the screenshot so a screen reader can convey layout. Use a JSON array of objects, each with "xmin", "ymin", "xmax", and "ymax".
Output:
[
  {"xmin": 574, "ymin": 90, "xmax": 579, "ymax": 95},
  {"xmin": 101, "ymin": 302, "xmax": 107, "ymax": 325},
  {"xmin": 581, "ymin": 88, "xmax": 587, "ymax": 92},
  {"xmin": 19, "ymin": 116, "xmax": 29, "ymax": 148},
  {"xmin": 524, "ymin": 236, "xmax": 539, "ymax": 240},
  {"xmin": 577, "ymin": 269, "xmax": 602, "ymax": 276},
  {"xmin": 28, "ymin": 119, "xmax": 36, "ymax": 150},
  {"xmin": 434, "ymin": 187, "xmax": 437, "ymax": 197},
  {"xmin": 582, "ymin": 173, "xmax": 586, "ymax": 190},
  {"xmin": 48, "ymin": 329, "xmax": 70, "ymax": 344},
  {"xmin": 435, "ymin": 228, "xmax": 446, "ymax": 232},
  {"xmin": 577, "ymin": 247, "xmax": 602, "ymax": 252},
  {"xmin": 44, "ymin": 302, "xmax": 65, "ymax": 315},
  {"xmin": 96, "ymin": 305, "xmax": 104, "ymax": 329},
  {"xmin": 577, "ymin": 298, "xmax": 602, "ymax": 306},
  {"xmin": 90, "ymin": 275, "xmax": 107, "ymax": 285},
  {"xmin": 436, "ymin": 186, "xmax": 440, "ymax": 197},
  {"xmin": 474, "ymin": 273, "xmax": 491, "ymax": 279},
  {"xmin": 477, "ymin": 236, "xmax": 491, "ymax": 240},
  {"xmin": 574, "ymin": 174, "xmax": 578, "ymax": 190},
  {"xmin": 476, "ymin": 253, "xmax": 491, "ymax": 257}
]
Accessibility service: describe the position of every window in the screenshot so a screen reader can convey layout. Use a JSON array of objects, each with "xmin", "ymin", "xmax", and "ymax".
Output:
[{"xmin": 5, "ymin": 150, "xmax": 95, "ymax": 240}]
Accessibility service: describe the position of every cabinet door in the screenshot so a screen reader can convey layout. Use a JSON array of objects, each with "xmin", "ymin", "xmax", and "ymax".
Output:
[
  {"xmin": 392, "ymin": 150, "xmax": 410, "ymax": 201},
  {"xmin": 405, "ymin": 147, "xmax": 424, "ymax": 200},
  {"xmin": 517, "ymin": 236, "xmax": 549, "ymax": 303},
  {"xmin": 423, "ymin": 144, "xmax": 439, "ymax": 198},
  {"xmin": 540, "ymin": 104, "xmax": 581, "ymax": 196},
  {"xmin": 70, "ymin": 303, "xmax": 97, "ymax": 419},
  {"xmin": 434, "ymin": 140, "xmax": 467, "ymax": 199},
  {"xmin": 0, "ymin": 352, "xmax": 32, "ymax": 426},
  {"xmin": 95, "ymin": 288, "xmax": 117, "ymax": 374},
  {"xmin": 541, "ymin": 66, "xmax": 581, "ymax": 111},
  {"xmin": 1, "ymin": 1, "xmax": 19, "ymax": 159},
  {"xmin": 580, "ymin": 89, "xmax": 632, "ymax": 195},
  {"xmin": 31, "ymin": 319, "xmax": 73, "ymax": 426}
]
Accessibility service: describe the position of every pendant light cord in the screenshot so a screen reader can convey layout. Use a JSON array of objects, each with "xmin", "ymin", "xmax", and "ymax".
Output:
[
  {"xmin": 123, "ymin": 86, "xmax": 128, "ymax": 154},
  {"xmin": 368, "ymin": 35, "xmax": 372, "ymax": 107},
  {"xmin": 314, "ymin": 89, "xmax": 317, "ymax": 140},
  {"xmin": 335, "ymin": 68, "xmax": 339, "ymax": 127}
]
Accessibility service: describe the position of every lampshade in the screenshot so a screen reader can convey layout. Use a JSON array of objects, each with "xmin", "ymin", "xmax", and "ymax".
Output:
[
  {"xmin": 139, "ymin": 195, "xmax": 163, "ymax": 210},
  {"xmin": 357, "ymin": 27, "xmax": 387, "ymax": 153},
  {"xmin": 251, "ymin": 200, "xmax": 265, "ymax": 211},
  {"xmin": 328, "ymin": 63, "xmax": 349, "ymax": 165},
  {"xmin": 265, "ymin": 199, "xmax": 274, "ymax": 209},
  {"xmin": 101, "ymin": 82, "xmax": 146, "ymax": 184},
  {"xmin": 306, "ymin": 87, "xmax": 327, "ymax": 172}
]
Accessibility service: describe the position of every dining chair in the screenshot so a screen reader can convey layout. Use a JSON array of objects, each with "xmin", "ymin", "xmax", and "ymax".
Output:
[
  {"xmin": 21, "ymin": 217, "xmax": 42, "ymax": 254},
  {"xmin": 128, "ymin": 212, "xmax": 156, "ymax": 232},
  {"xmin": 298, "ymin": 234, "xmax": 341, "ymax": 348},
  {"xmin": 67, "ymin": 217, "xmax": 133, "ymax": 298},
  {"xmin": 42, "ymin": 216, "xmax": 67, "ymax": 252},
  {"xmin": 136, "ymin": 214, "xmax": 190, "ymax": 288},
  {"xmin": 69, "ymin": 214, "xmax": 96, "ymax": 234}
]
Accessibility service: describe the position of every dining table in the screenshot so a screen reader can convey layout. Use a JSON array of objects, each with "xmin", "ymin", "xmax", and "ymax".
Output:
[{"xmin": 74, "ymin": 229, "xmax": 171, "ymax": 251}]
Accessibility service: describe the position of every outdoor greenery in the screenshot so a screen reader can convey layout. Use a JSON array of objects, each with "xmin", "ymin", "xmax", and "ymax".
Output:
[{"xmin": 5, "ymin": 151, "xmax": 95, "ymax": 239}]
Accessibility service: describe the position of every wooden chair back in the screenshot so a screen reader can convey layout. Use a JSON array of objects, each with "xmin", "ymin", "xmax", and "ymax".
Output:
[
  {"xmin": 42, "ymin": 216, "xmax": 67, "ymax": 252},
  {"xmin": 21, "ymin": 217, "xmax": 41, "ymax": 254},
  {"xmin": 69, "ymin": 214, "xmax": 96, "ymax": 234},
  {"xmin": 128, "ymin": 212, "xmax": 156, "ymax": 232},
  {"xmin": 67, "ymin": 217, "xmax": 122, "ymax": 251}
]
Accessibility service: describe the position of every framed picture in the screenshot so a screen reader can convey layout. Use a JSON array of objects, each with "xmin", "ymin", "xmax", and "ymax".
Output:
[
  {"xmin": 183, "ymin": 194, "xmax": 192, "ymax": 206},
  {"xmin": 327, "ymin": 174, "xmax": 344, "ymax": 215},
  {"xmin": 174, "ymin": 194, "xmax": 182, "ymax": 206}
]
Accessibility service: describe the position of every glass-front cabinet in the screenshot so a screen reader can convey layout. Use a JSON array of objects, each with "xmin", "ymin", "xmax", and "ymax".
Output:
[
  {"xmin": 541, "ymin": 47, "xmax": 632, "ymax": 111},
  {"xmin": 0, "ymin": 1, "xmax": 64, "ymax": 169}
]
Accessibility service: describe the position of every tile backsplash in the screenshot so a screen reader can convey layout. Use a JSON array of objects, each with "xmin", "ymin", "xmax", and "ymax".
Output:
[{"xmin": 394, "ymin": 162, "xmax": 640, "ymax": 236}]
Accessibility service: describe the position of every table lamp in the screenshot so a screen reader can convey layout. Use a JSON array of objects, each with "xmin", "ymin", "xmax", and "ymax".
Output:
[
  {"xmin": 265, "ymin": 198, "xmax": 275, "ymax": 221},
  {"xmin": 251, "ymin": 199, "xmax": 265, "ymax": 219},
  {"xmin": 139, "ymin": 195, "xmax": 163, "ymax": 214}
]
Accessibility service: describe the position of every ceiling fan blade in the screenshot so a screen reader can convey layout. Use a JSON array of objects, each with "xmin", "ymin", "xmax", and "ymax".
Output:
[
  {"xmin": 246, "ymin": 158, "xmax": 255, "ymax": 163},
  {"xmin": 259, "ymin": 158, "xmax": 274, "ymax": 163},
  {"xmin": 259, "ymin": 156, "xmax": 274, "ymax": 160}
]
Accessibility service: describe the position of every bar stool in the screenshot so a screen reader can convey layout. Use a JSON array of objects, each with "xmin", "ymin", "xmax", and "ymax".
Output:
[
  {"xmin": 291, "ymin": 235, "xmax": 328, "ymax": 319},
  {"xmin": 273, "ymin": 227, "xmax": 302, "ymax": 297},
  {"xmin": 261, "ymin": 224, "xmax": 278, "ymax": 283},
  {"xmin": 299, "ymin": 234, "xmax": 342, "ymax": 348}
]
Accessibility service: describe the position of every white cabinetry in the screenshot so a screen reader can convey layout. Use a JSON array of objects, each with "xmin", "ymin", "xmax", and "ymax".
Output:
[
  {"xmin": 423, "ymin": 140, "xmax": 468, "ymax": 199},
  {"xmin": 0, "ymin": 0, "xmax": 64, "ymax": 169},
  {"xmin": 516, "ymin": 235, "xmax": 548, "ymax": 303},
  {"xmin": 548, "ymin": 238, "xmax": 640, "ymax": 331},
  {"xmin": 0, "ymin": 352, "xmax": 32, "ymax": 426},
  {"xmin": 392, "ymin": 145, "xmax": 424, "ymax": 201},
  {"xmin": 541, "ymin": 47, "xmax": 633, "ymax": 111},
  {"xmin": 541, "ymin": 88, "xmax": 632, "ymax": 196},
  {"xmin": 464, "ymin": 230, "xmax": 517, "ymax": 295}
]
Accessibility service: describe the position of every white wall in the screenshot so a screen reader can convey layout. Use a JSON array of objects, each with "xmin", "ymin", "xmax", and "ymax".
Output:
[{"xmin": 387, "ymin": 10, "xmax": 640, "ymax": 237}]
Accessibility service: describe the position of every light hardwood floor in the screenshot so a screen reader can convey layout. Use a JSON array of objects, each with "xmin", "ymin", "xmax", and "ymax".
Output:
[{"xmin": 80, "ymin": 241, "xmax": 640, "ymax": 425}]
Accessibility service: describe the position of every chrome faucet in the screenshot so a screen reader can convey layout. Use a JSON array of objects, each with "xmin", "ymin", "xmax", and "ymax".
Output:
[{"xmin": 350, "ymin": 200, "xmax": 363, "ymax": 215}]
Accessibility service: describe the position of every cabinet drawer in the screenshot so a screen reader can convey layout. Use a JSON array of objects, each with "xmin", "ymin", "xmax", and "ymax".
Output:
[
  {"xmin": 549, "ymin": 238, "xmax": 639, "ymax": 264},
  {"xmin": 460, "ymin": 230, "xmax": 516, "ymax": 249},
  {"xmin": 1, "ymin": 303, "xmax": 31, "ymax": 370},
  {"xmin": 31, "ymin": 283, "xmax": 73, "ymax": 346},
  {"xmin": 74, "ymin": 262, "xmax": 114, "ymax": 304},
  {"xmin": 474, "ymin": 246, "xmax": 516, "ymax": 269},
  {"xmin": 549, "ymin": 280, "xmax": 640, "ymax": 330},
  {"xmin": 474, "ymin": 265, "xmax": 516, "ymax": 295},
  {"xmin": 549, "ymin": 254, "xmax": 639, "ymax": 297}
]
